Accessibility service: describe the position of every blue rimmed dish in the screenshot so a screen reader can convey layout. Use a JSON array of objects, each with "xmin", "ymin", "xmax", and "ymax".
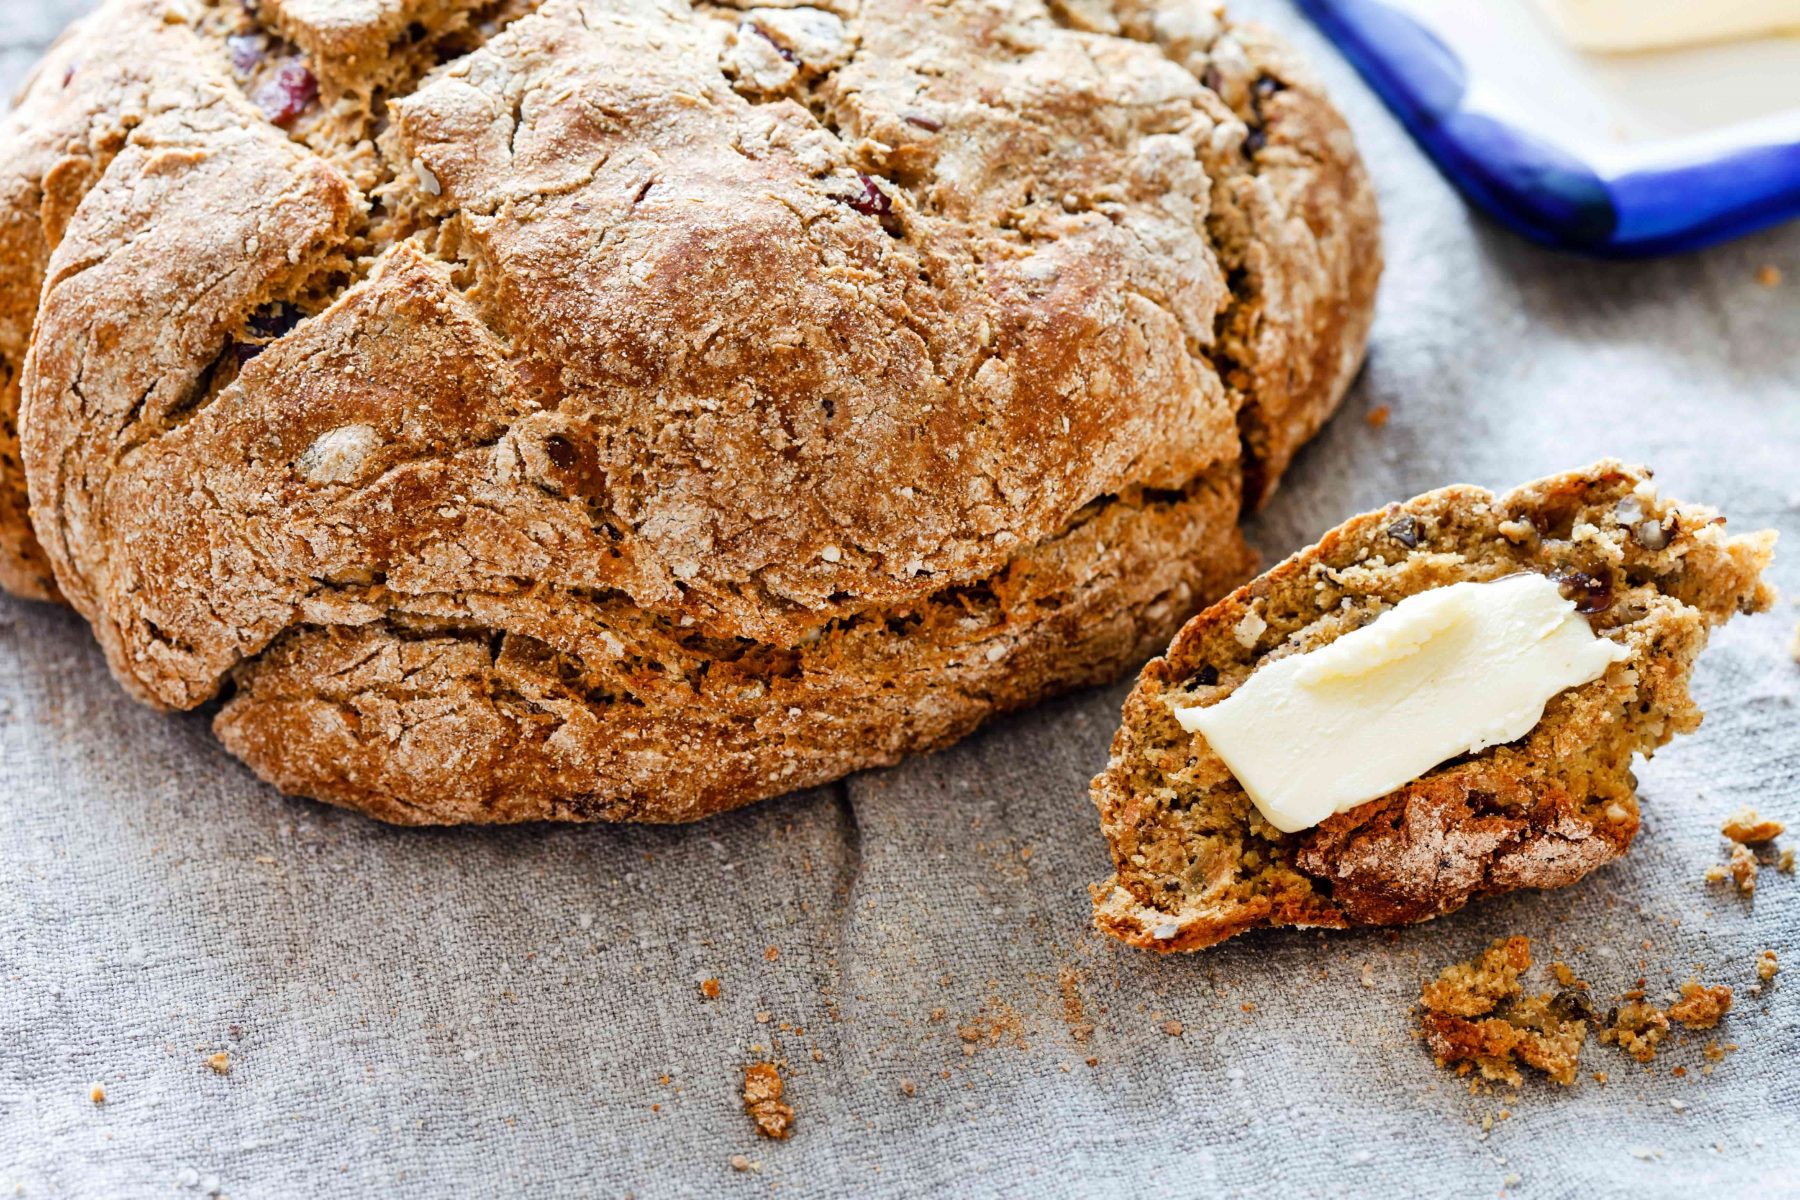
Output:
[{"xmin": 1299, "ymin": 0, "xmax": 1800, "ymax": 256}]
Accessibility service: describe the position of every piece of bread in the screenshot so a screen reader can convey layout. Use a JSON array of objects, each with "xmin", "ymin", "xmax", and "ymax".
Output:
[
  {"xmin": 1092, "ymin": 463, "xmax": 1776, "ymax": 950},
  {"xmin": 0, "ymin": 0, "xmax": 1378, "ymax": 822}
]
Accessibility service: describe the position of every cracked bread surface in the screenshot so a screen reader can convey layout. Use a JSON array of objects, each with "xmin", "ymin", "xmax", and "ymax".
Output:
[
  {"xmin": 1093, "ymin": 462, "xmax": 1776, "ymax": 950},
  {"xmin": 2, "ymin": 0, "xmax": 1377, "ymax": 822}
]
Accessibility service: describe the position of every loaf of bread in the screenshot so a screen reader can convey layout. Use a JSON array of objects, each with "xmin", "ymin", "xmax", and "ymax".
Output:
[
  {"xmin": 1093, "ymin": 463, "xmax": 1775, "ymax": 950},
  {"xmin": 0, "ymin": 0, "xmax": 1378, "ymax": 822}
]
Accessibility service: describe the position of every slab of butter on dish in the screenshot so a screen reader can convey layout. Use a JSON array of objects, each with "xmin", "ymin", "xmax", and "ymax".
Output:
[
  {"xmin": 1536, "ymin": 0, "xmax": 1800, "ymax": 53},
  {"xmin": 1173, "ymin": 573, "xmax": 1629, "ymax": 834}
]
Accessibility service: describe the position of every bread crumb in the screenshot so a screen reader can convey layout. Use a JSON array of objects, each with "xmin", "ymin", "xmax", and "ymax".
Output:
[
  {"xmin": 729, "ymin": 1154, "xmax": 754, "ymax": 1173},
  {"xmin": 742, "ymin": 1063, "xmax": 794, "ymax": 1140},
  {"xmin": 700, "ymin": 978, "xmax": 721, "ymax": 999},
  {"xmin": 1721, "ymin": 808, "xmax": 1784, "ymax": 844},
  {"xmin": 1417, "ymin": 938, "xmax": 1589, "ymax": 1086},
  {"xmin": 1161, "ymin": 1018, "xmax": 1184, "ymax": 1037},
  {"xmin": 899, "ymin": 1078, "xmax": 916, "ymax": 1096},
  {"xmin": 206, "ymin": 1052, "xmax": 230, "ymax": 1076},
  {"xmin": 1780, "ymin": 848, "xmax": 1795, "ymax": 874},
  {"xmin": 1057, "ymin": 967, "xmax": 1094, "ymax": 1044},
  {"xmin": 1703, "ymin": 863, "xmax": 1730, "ymax": 885},
  {"xmin": 1599, "ymin": 997, "xmax": 1670, "ymax": 1062},
  {"xmin": 1729, "ymin": 844, "xmax": 1758, "ymax": 894},
  {"xmin": 89, "ymin": 1083, "xmax": 106, "ymax": 1105},
  {"xmin": 1668, "ymin": 981, "xmax": 1732, "ymax": 1030},
  {"xmin": 1365, "ymin": 405, "xmax": 1391, "ymax": 428},
  {"xmin": 1756, "ymin": 263, "xmax": 1782, "ymax": 288},
  {"xmin": 764, "ymin": 945, "xmax": 780, "ymax": 962},
  {"xmin": 1756, "ymin": 949, "xmax": 1778, "ymax": 982}
]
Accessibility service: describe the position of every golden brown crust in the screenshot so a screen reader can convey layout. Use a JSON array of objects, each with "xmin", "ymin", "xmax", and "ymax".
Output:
[
  {"xmin": 1094, "ymin": 462, "xmax": 1777, "ymax": 951},
  {"xmin": 5, "ymin": 0, "xmax": 1377, "ymax": 822}
]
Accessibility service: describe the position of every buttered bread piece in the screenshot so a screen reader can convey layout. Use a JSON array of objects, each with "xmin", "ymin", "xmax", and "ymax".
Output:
[
  {"xmin": 1092, "ymin": 462, "xmax": 1775, "ymax": 952},
  {"xmin": 1176, "ymin": 574, "xmax": 1629, "ymax": 834}
]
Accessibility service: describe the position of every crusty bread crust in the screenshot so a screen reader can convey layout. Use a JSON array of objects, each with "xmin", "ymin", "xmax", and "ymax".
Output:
[
  {"xmin": 1093, "ymin": 463, "xmax": 1777, "ymax": 950},
  {"xmin": 3, "ymin": 0, "xmax": 1378, "ymax": 822}
]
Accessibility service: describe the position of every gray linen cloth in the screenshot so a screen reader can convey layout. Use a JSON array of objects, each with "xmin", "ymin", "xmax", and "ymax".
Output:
[{"xmin": 2, "ymin": 1, "xmax": 1796, "ymax": 1196}]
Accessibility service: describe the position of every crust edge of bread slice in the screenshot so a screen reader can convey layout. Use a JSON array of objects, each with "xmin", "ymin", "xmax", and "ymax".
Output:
[{"xmin": 1091, "ymin": 461, "xmax": 1777, "ymax": 952}]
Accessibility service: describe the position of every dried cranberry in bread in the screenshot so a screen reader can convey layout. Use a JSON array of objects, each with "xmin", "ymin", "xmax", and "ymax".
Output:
[
  {"xmin": 1093, "ymin": 463, "xmax": 1775, "ymax": 950},
  {"xmin": 1, "ymin": 0, "xmax": 1378, "ymax": 822}
]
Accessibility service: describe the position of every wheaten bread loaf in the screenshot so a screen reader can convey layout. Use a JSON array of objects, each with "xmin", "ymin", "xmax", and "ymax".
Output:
[
  {"xmin": 0, "ymin": 0, "xmax": 1377, "ymax": 822},
  {"xmin": 1093, "ymin": 463, "xmax": 1775, "ymax": 950}
]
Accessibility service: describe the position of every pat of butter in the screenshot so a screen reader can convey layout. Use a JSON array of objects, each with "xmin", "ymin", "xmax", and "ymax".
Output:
[
  {"xmin": 1536, "ymin": 0, "xmax": 1800, "ymax": 53},
  {"xmin": 1173, "ymin": 574, "xmax": 1628, "ymax": 834}
]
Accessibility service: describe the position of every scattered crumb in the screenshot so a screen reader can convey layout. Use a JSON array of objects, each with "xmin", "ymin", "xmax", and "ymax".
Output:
[
  {"xmin": 809, "ymin": 1048, "xmax": 823, "ymax": 1063},
  {"xmin": 1756, "ymin": 949, "xmax": 1779, "ymax": 982},
  {"xmin": 729, "ymin": 1154, "xmax": 755, "ymax": 1173},
  {"xmin": 1667, "ymin": 981, "xmax": 1732, "ymax": 1030},
  {"xmin": 1756, "ymin": 263, "xmax": 1782, "ymax": 288},
  {"xmin": 953, "ymin": 998, "xmax": 1029, "ymax": 1052},
  {"xmin": 1161, "ymin": 1018, "xmax": 1184, "ymax": 1037},
  {"xmin": 1722, "ymin": 808, "xmax": 1784, "ymax": 844},
  {"xmin": 754, "ymin": 1011, "xmax": 771, "ymax": 1025},
  {"xmin": 1057, "ymin": 967, "xmax": 1094, "ymax": 1044},
  {"xmin": 1598, "ymin": 976, "xmax": 1732, "ymax": 1063},
  {"xmin": 1598, "ymin": 1000, "xmax": 1669, "ymax": 1063},
  {"xmin": 1085, "ymin": 1056, "xmax": 1098, "ymax": 1067},
  {"xmin": 1780, "ymin": 848, "xmax": 1795, "ymax": 874},
  {"xmin": 1421, "ymin": 937, "xmax": 1530, "ymax": 1018},
  {"xmin": 1703, "ymin": 863, "xmax": 1730, "ymax": 885},
  {"xmin": 1728, "ymin": 844, "xmax": 1758, "ymax": 895},
  {"xmin": 899, "ymin": 1079, "xmax": 915, "ymax": 1096},
  {"xmin": 700, "ymin": 978, "xmax": 721, "ymax": 999},
  {"xmin": 1417, "ymin": 938, "xmax": 1590, "ymax": 1086},
  {"xmin": 742, "ymin": 1063, "xmax": 794, "ymax": 1140},
  {"xmin": 1360, "ymin": 963, "xmax": 1376, "ymax": 988},
  {"xmin": 1365, "ymin": 405, "xmax": 1391, "ymax": 428},
  {"xmin": 89, "ymin": 1084, "xmax": 105, "ymax": 1105},
  {"xmin": 205, "ymin": 1052, "xmax": 230, "ymax": 1076},
  {"xmin": 764, "ymin": 946, "xmax": 780, "ymax": 962}
]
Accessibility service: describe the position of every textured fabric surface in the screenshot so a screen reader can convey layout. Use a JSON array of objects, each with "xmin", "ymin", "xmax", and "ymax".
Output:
[{"xmin": 2, "ymin": 2, "xmax": 1797, "ymax": 1196}]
